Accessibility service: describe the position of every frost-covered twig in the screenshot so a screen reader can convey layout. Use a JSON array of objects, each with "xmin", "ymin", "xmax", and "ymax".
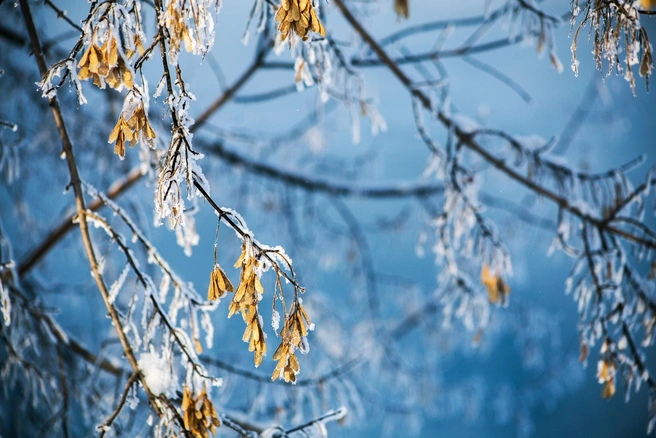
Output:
[
  {"xmin": 18, "ymin": 3, "xmax": 190, "ymax": 434},
  {"xmin": 98, "ymin": 371, "xmax": 140, "ymax": 438}
]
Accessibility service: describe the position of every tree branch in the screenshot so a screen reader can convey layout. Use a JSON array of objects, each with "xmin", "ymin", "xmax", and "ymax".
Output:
[
  {"xmin": 19, "ymin": 0, "xmax": 175, "ymax": 429},
  {"xmin": 98, "ymin": 371, "xmax": 140, "ymax": 438}
]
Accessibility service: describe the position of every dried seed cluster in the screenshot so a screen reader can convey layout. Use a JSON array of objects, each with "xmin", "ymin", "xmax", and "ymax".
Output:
[
  {"xmin": 165, "ymin": 1, "xmax": 194, "ymax": 54},
  {"xmin": 78, "ymin": 33, "xmax": 133, "ymax": 90},
  {"xmin": 394, "ymin": 0, "xmax": 409, "ymax": 19},
  {"xmin": 207, "ymin": 264, "xmax": 233, "ymax": 301},
  {"xmin": 571, "ymin": 0, "xmax": 653, "ymax": 93},
  {"xmin": 108, "ymin": 101, "xmax": 156, "ymax": 159},
  {"xmin": 206, "ymin": 240, "xmax": 313, "ymax": 380},
  {"xmin": 272, "ymin": 301, "xmax": 312, "ymax": 383},
  {"xmin": 597, "ymin": 354, "xmax": 617, "ymax": 399},
  {"xmin": 275, "ymin": 0, "xmax": 325, "ymax": 42},
  {"xmin": 181, "ymin": 386, "xmax": 220, "ymax": 438},
  {"xmin": 480, "ymin": 263, "xmax": 510, "ymax": 305},
  {"xmin": 228, "ymin": 243, "xmax": 267, "ymax": 367}
]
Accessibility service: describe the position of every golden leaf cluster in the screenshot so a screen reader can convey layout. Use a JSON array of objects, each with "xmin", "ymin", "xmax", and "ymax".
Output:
[
  {"xmin": 108, "ymin": 102, "xmax": 156, "ymax": 158},
  {"xmin": 207, "ymin": 264, "xmax": 233, "ymax": 301},
  {"xmin": 229, "ymin": 243, "xmax": 267, "ymax": 367},
  {"xmin": 275, "ymin": 0, "xmax": 325, "ymax": 42},
  {"xmin": 272, "ymin": 301, "xmax": 312, "ymax": 383},
  {"xmin": 394, "ymin": 0, "xmax": 409, "ymax": 19},
  {"xmin": 165, "ymin": 1, "xmax": 194, "ymax": 54},
  {"xmin": 597, "ymin": 356, "xmax": 617, "ymax": 399},
  {"xmin": 78, "ymin": 33, "xmax": 133, "ymax": 90},
  {"xmin": 181, "ymin": 386, "xmax": 220, "ymax": 438},
  {"xmin": 640, "ymin": 0, "xmax": 655, "ymax": 9},
  {"xmin": 480, "ymin": 263, "xmax": 510, "ymax": 305}
]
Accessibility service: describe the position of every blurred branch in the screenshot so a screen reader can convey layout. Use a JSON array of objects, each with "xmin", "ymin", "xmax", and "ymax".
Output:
[
  {"xmin": 554, "ymin": 73, "xmax": 599, "ymax": 154},
  {"xmin": 202, "ymin": 355, "xmax": 361, "ymax": 387},
  {"xmin": 203, "ymin": 141, "xmax": 444, "ymax": 198},
  {"xmin": 331, "ymin": 0, "xmax": 656, "ymax": 251},
  {"xmin": 377, "ymin": 5, "xmax": 511, "ymax": 49},
  {"xmin": 18, "ymin": 166, "xmax": 145, "ymax": 277},
  {"xmin": 194, "ymin": 41, "xmax": 271, "ymax": 128},
  {"xmin": 98, "ymin": 371, "xmax": 140, "ymax": 438},
  {"xmin": 462, "ymin": 56, "xmax": 532, "ymax": 104},
  {"xmin": 262, "ymin": 35, "xmax": 526, "ymax": 69}
]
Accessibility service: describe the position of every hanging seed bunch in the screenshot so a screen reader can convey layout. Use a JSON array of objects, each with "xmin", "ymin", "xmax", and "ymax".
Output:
[
  {"xmin": 571, "ymin": 0, "xmax": 653, "ymax": 93},
  {"xmin": 480, "ymin": 263, "xmax": 510, "ymax": 306},
  {"xmin": 275, "ymin": 0, "xmax": 325, "ymax": 42},
  {"xmin": 228, "ymin": 242, "xmax": 267, "ymax": 367},
  {"xmin": 181, "ymin": 386, "xmax": 220, "ymax": 438},
  {"xmin": 207, "ymin": 264, "xmax": 233, "ymax": 301},
  {"xmin": 162, "ymin": 0, "xmax": 218, "ymax": 63},
  {"xmin": 272, "ymin": 300, "xmax": 313, "ymax": 383},
  {"xmin": 78, "ymin": 31, "xmax": 133, "ymax": 91},
  {"xmin": 394, "ymin": 0, "xmax": 409, "ymax": 19},
  {"xmin": 596, "ymin": 342, "xmax": 618, "ymax": 399},
  {"xmin": 108, "ymin": 92, "xmax": 156, "ymax": 159},
  {"xmin": 164, "ymin": 0, "xmax": 194, "ymax": 54},
  {"xmin": 207, "ymin": 223, "xmax": 234, "ymax": 302}
]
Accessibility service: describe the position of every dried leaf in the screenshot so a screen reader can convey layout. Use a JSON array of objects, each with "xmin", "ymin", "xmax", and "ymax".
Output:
[
  {"xmin": 602, "ymin": 378, "xmax": 615, "ymax": 399},
  {"xmin": 481, "ymin": 263, "xmax": 510, "ymax": 305},
  {"xmin": 394, "ymin": 0, "xmax": 409, "ymax": 19},
  {"xmin": 579, "ymin": 342, "xmax": 588, "ymax": 363}
]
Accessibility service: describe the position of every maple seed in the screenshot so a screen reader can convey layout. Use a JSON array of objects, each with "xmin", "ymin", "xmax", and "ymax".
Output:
[
  {"xmin": 640, "ymin": 0, "xmax": 655, "ymax": 10},
  {"xmin": 597, "ymin": 357, "xmax": 617, "ymax": 399},
  {"xmin": 578, "ymin": 342, "xmax": 588, "ymax": 363},
  {"xmin": 229, "ymin": 243, "xmax": 267, "ymax": 367},
  {"xmin": 77, "ymin": 33, "xmax": 134, "ymax": 91},
  {"xmin": 275, "ymin": 0, "xmax": 325, "ymax": 42},
  {"xmin": 207, "ymin": 264, "xmax": 233, "ymax": 301},
  {"xmin": 181, "ymin": 386, "xmax": 220, "ymax": 438},
  {"xmin": 108, "ymin": 101, "xmax": 155, "ymax": 159},
  {"xmin": 165, "ymin": 1, "xmax": 195, "ymax": 54},
  {"xmin": 480, "ymin": 263, "xmax": 510, "ymax": 305},
  {"xmin": 271, "ymin": 300, "xmax": 312, "ymax": 382},
  {"xmin": 394, "ymin": 0, "xmax": 409, "ymax": 20}
]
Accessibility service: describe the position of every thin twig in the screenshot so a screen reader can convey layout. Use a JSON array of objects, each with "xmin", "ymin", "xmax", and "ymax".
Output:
[
  {"xmin": 98, "ymin": 371, "xmax": 140, "ymax": 438},
  {"xmin": 19, "ymin": 1, "xmax": 187, "ymax": 434}
]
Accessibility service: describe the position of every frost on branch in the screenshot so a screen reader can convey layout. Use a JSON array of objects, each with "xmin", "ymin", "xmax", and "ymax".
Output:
[
  {"xmin": 162, "ymin": 0, "xmax": 220, "ymax": 65},
  {"xmin": 38, "ymin": 0, "xmax": 148, "ymax": 101}
]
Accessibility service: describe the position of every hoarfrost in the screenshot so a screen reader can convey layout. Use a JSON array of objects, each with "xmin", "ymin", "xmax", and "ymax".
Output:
[
  {"xmin": 108, "ymin": 263, "xmax": 131, "ymax": 304},
  {"xmin": 0, "ymin": 278, "xmax": 10, "ymax": 326},
  {"xmin": 451, "ymin": 113, "xmax": 480, "ymax": 134},
  {"xmin": 138, "ymin": 349, "xmax": 176, "ymax": 397}
]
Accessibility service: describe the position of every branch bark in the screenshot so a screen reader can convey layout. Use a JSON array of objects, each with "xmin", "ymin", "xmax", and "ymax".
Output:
[{"xmin": 19, "ymin": 0, "xmax": 168, "ymax": 427}]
